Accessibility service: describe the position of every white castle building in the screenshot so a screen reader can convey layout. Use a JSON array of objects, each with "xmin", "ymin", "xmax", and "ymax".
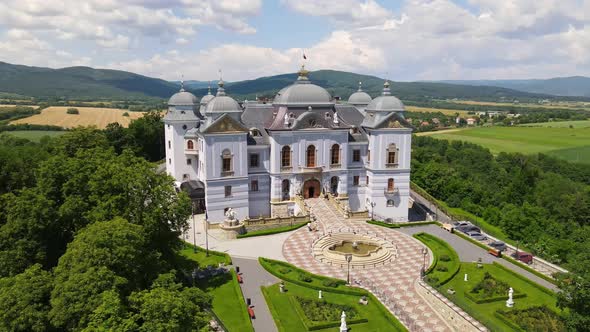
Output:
[{"xmin": 164, "ymin": 66, "xmax": 412, "ymax": 224}]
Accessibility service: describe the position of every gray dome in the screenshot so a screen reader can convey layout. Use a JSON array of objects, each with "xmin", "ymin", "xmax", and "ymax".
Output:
[
  {"xmin": 365, "ymin": 81, "xmax": 404, "ymax": 112},
  {"xmin": 168, "ymin": 90, "xmax": 198, "ymax": 106},
  {"xmin": 273, "ymin": 65, "xmax": 332, "ymax": 106},
  {"xmin": 348, "ymin": 81, "xmax": 372, "ymax": 105},
  {"xmin": 204, "ymin": 80, "xmax": 241, "ymax": 114},
  {"xmin": 205, "ymin": 95, "xmax": 241, "ymax": 114}
]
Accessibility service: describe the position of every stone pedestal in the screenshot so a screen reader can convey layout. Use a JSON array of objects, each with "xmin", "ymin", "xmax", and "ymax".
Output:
[{"xmin": 219, "ymin": 219, "xmax": 246, "ymax": 239}]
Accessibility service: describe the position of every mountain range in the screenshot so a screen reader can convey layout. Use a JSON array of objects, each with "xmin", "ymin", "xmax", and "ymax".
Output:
[
  {"xmin": 435, "ymin": 76, "xmax": 590, "ymax": 97},
  {"xmin": 1, "ymin": 61, "xmax": 589, "ymax": 102}
]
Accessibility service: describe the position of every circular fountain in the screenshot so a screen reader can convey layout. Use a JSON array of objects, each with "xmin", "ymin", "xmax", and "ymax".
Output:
[
  {"xmin": 218, "ymin": 208, "xmax": 246, "ymax": 239},
  {"xmin": 313, "ymin": 233, "xmax": 397, "ymax": 268}
]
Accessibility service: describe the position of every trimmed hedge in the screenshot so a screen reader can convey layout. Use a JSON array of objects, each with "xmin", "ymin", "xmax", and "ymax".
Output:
[
  {"xmin": 261, "ymin": 286, "xmax": 286, "ymax": 332},
  {"xmin": 237, "ymin": 222, "xmax": 307, "ymax": 238},
  {"xmin": 288, "ymin": 296, "xmax": 368, "ymax": 331},
  {"xmin": 492, "ymin": 262, "xmax": 554, "ymax": 295},
  {"xmin": 413, "ymin": 232, "xmax": 461, "ymax": 286},
  {"xmin": 464, "ymin": 290, "xmax": 527, "ymax": 304},
  {"xmin": 453, "ymin": 232, "xmax": 557, "ymax": 286},
  {"xmin": 494, "ymin": 311, "xmax": 526, "ymax": 332},
  {"xmin": 259, "ymin": 258, "xmax": 366, "ymax": 296}
]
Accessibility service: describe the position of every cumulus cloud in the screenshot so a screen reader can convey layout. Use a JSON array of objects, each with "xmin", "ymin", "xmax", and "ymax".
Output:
[{"xmin": 282, "ymin": 0, "xmax": 393, "ymax": 28}]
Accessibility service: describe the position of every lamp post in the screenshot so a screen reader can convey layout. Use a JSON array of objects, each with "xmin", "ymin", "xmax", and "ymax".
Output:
[
  {"xmin": 205, "ymin": 209, "xmax": 209, "ymax": 257},
  {"xmin": 191, "ymin": 202, "xmax": 197, "ymax": 253},
  {"xmin": 345, "ymin": 254, "xmax": 352, "ymax": 285},
  {"xmin": 421, "ymin": 247, "xmax": 428, "ymax": 278}
]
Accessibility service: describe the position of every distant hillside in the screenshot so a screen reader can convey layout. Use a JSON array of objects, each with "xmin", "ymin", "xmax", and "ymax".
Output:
[
  {"xmin": 1, "ymin": 61, "xmax": 587, "ymax": 102},
  {"xmin": 195, "ymin": 70, "xmax": 565, "ymax": 102},
  {"xmin": 0, "ymin": 61, "xmax": 178, "ymax": 100},
  {"xmin": 436, "ymin": 76, "xmax": 590, "ymax": 97}
]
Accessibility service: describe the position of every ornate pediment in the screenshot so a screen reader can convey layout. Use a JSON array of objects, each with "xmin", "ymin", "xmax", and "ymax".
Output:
[{"xmin": 202, "ymin": 114, "xmax": 248, "ymax": 134}]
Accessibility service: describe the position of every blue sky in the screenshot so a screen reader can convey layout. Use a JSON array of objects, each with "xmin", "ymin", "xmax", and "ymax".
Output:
[{"xmin": 0, "ymin": 0, "xmax": 589, "ymax": 81}]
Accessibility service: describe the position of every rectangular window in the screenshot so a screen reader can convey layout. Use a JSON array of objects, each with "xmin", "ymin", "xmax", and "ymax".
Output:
[
  {"xmin": 388, "ymin": 151, "xmax": 396, "ymax": 164},
  {"xmin": 353, "ymin": 176, "xmax": 359, "ymax": 186},
  {"xmin": 366, "ymin": 176, "xmax": 369, "ymax": 185},
  {"xmin": 222, "ymin": 158, "xmax": 231, "ymax": 172},
  {"xmin": 224, "ymin": 186, "xmax": 232, "ymax": 197},
  {"xmin": 353, "ymin": 149, "xmax": 361, "ymax": 162},
  {"xmin": 186, "ymin": 158, "xmax": 192, "ymax": 165},
  {"xmin": 367, "ymin": 150, "xmax": 371, "ymax": 162},
  {"xmin": 168, "ymin": 158, "xmax": 171, "ymax": 164},
  {"xmin": 168, "ymin": 141, "xmax": 171, "ymax": 149},
  {"xmin": 250, "ymin": 154, "xmax": 259, "ymax": 168},
  {"xmin": 251, "ymin": 180, "xmax": 259, "ymax": 192}
]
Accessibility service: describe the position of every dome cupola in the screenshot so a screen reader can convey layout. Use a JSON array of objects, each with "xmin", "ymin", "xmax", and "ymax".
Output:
[
  {"xmin": 348, "ymin": 81, "xmax": 372, "ymax": 106},
  {"xmin": 168, "ymin": 80, "xmax": 199, "ymax": 106},
  {"xmin": 204, "ymin": 79, "xmax": 242, "ymax": 116},
  {"xmin": 273, "ymin": 65, "xmax": 333, "ymax": 107},
  {"xmin": 365, "ymin": 80, "xmax": 405, "ymax": 112}
]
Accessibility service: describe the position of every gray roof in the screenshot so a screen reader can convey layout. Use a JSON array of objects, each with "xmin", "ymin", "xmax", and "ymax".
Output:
[
  {"xmin": 204, "ymin": 80, "xmax": 242, "ymax": 115},
  {"xmin": 242, "ymin": 103, "xmax": 273, "ymax": 145},
  {"xmin": 335, "ymin": 104, "xmax": 364, "ymax": 126},
  {"xmin": 163, "ymin": 109, "xmax": 200, "ymax": 122},
  {"xmin": 347, "ymin": 82, "xmax": 372, "ymax": 105},
  {"xmin": 365, "ymin": 81, "xmax": 405, "ymax": 112},
  {"xmin": 273, "ymin": 66, "xmax": 333, "ymax": 106},
  {"xmin": 168, "ymin": 90, "xmax": 198, "ymax": 106}
]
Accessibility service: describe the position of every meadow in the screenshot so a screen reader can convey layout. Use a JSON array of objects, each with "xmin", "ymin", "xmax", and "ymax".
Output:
[
  {"xmin": 451, "ymin": 100, "xmax": 590, "ymax": 110},
  {"xmin": 426, "ymin": 125, "xmax": 590, "ymax": 164},
  {"xmin": 519, "ymin": 120, "xmax": 590, "ymax": 128},
  {"xmin": 10, "ymin": 106, "xmax": 144, "ymax": 129}
]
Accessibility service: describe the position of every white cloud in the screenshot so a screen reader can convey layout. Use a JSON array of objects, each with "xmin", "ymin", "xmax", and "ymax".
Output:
[{"xmin": 283, "ymin": 0, "xmax": 393, "ymax": 27}]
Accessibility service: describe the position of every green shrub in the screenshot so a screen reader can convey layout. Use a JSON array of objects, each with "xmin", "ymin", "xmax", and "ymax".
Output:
[
  {"xmin": 497, "ymin": 306, "xmax": 566, "ymax": 332},
  {"xmin": 298, "ymin": 273, "xmax": 313, "ymax": 283},
  {"xmin": 436, "ymin": 265, "xmax": 448, "ymax": 272},
  {"xmin": 440, "ymin": 254, "xmax": 451, "ymax": 262},
  {"xmin": 295, "ymin": 297, "xmax": 358, "ymax": 322},
  {"xmin": 278, "ymin": 267, "xmax": 292, "ymax": 274},
  {"xmin": 425, "ymin": 275, "xmax": 439, "ymax": 284},
  {"xmin": 321, "ymin": 279, "xmax": 344, "ymax": 288},
  {"xmin": 122, "ymin": 112, "xmax": 130, "ymax": 117},
  {"xmin": 66, "ymin": 108, "xmax": 79, "ymax": 114},
  {"xmin": 470, "ymin": 272, "xmax": 510, "ymax": 298}
]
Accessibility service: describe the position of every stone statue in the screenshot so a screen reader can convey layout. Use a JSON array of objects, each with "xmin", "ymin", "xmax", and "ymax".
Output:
[
  {"xmin": 318, "ymin": 290, "xmax": 322, "ymax": 299},
  {"xmin": 284, "ymin": 112, "xmax": 289, "ymax": 126},
  {"xmin": 340, "ymin": 311, "xmax": 348, "ymax": 332},
  {"xmin": 225, "ymin": 208, "xmax": 237, "ymax": 221},
  {"xmin": 506, "ymin": 287, "xmax": 514, "ymax": 307}
]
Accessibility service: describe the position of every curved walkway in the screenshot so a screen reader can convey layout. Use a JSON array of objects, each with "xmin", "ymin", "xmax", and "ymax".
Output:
[{"xmin": 282, "ymin": 198, "xmax": 454, "ymax": 332}]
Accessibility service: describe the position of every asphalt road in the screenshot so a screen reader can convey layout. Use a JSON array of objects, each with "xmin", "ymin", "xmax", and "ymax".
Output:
[
  {"xmin": 399, "ymin": 225, "xmax": 557, "ymax": 291},
  {"xmin": 232, "ymin": 257, "xmax": 279, "ymax": 332}
]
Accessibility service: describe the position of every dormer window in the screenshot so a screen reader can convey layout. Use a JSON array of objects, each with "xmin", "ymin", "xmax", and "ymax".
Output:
[
  {"xmin": 325, "ymin": 112, "xmax": 332, "ymax": 119},
  {"xmin": 250, "ymin": 128, "xmax": 262, "ymax": 137}
]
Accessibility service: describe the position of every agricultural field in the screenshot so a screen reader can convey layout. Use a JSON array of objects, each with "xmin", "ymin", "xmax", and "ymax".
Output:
[
  {"xmin": 426, "ymin": 126, "xmax": 590, "ymax": 164},
  {"xmin": 0, "ymin": 104, "xmax": 39, "ymax": 109},
  {"xmin": 519, "ymin": 120, "xmax": 590, "ymax": 128},
  {"xmin": 406, "ymin": 105, "xmax": 470, "ymax": 117},
  {"xmin": 5, "ymin": 130, "xmax": 66, "ymax": 141},
  {"xmin": 451, "ymin": 100, "xmax": 590, "ymax": 110},
  {"xmin": 10, "ymin": 106, "xmax": 144, "ymax": 129}
]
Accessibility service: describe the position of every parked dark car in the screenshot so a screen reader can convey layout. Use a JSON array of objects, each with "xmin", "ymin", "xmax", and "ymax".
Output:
[
  {"xmin": 453, "ymin": 221, "xmax": 471, "ymax": 229},
  {"xmin": 466, "ymin": 231, "xmax": 488, "ymax": 241},
  {"xmin": 489, "ymin": 241, "xmax": 507, "ymax": 252},
  {"xmin": 457, "ymin": 225, "xmax": 481, "ymax": 234},
  {"xmin": 512, "ymin": 251, "xmax": 534, "ymax": 264}
]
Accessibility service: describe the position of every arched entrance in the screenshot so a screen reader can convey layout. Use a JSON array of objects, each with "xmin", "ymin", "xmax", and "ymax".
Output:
[
  {"xmin": 303, "ymin": 179, "xmax": 321, "ymax": 199},
  {"xmin": 330, "ymin": 176, "xmax": 339, "ymax": 196}
]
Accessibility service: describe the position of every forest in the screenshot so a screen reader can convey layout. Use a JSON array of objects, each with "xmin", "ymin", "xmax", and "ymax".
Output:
[
  {"xmin": 412, "ymin": 136, "xmax": 590, "ymax": 329},
  {"xmin": 0, "ymin": 112, "xmax": 216, "ymax": 331}
]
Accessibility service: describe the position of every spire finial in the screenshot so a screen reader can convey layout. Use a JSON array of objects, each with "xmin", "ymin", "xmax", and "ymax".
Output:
[
  {"xmin": 358, "ymin": 81, "xmax": 363, "ymax": 92},
  {"xmin": 297, "ymin": 64, "xmax": 309, "ymax": 81},
  {"xmin": 382, "ymin": 80, "xmax": 391, "ymax": 96},
  {"xmin": 180, "ymin": 75, "xmax": 185, "ymax": 92},
  {"xmin": 207, "ymin": 81, "xmax": 212, "ymax": 95},
  {"xmin": 216, "ymin": 70, "xmax": 226, "ymax": 96}
]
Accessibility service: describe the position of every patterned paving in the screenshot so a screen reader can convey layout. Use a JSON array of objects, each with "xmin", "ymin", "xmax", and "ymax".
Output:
[{"xmin": 283, "ymin": 198, "xmax": 452, "ymax": 332}]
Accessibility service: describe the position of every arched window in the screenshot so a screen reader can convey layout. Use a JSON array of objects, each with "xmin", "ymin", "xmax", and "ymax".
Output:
[
  {"xmin": 282, "ymin": 179, "xmax": 290, "ymax": 201},
  {"xmin": 187, "ymin": 140, "xmax": 194, "ymax": 150},
  {"xmin": 250, "ymin": 128, "xmax": 261, "ymax": 137},
  {"xmin": 281, "ymin": 146, "xmax": 291, "ymax": 167},
  {"xmin": 306, "ymin": 145, "xmax": 316, "ymax": 167},
  {"xmin": 387, "ymin": 178, "xmax": 395, "ymax": 192},
  {"xmin": 387, "ymin": 143, "xmax": 399, "ymax": 166},
  {"xmin": 330, "ymin": 144, "xmax": 340, "ymax": 165},
  {"xmin": 221, "ymin": 149, "xmax": 232, "ymax": 174}
]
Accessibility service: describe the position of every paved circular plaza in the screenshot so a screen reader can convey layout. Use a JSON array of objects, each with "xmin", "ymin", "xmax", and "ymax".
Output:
[{"xmin": 282, "ymin": 198, "xmax": 452, "ymax": 332}]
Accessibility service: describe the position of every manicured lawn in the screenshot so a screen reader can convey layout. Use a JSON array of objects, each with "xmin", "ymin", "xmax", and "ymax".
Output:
[
  {"xmin": 519, "ymin": 120, "xmax": 590, "ymax": 128},
  {"xmin": 262, "ymin": 282, "xmax": 406, "ymax": 332},
  {"xmin": 429, "ymin": 126, "xmax": 590, "ymax": 164},
  {"xmin": 237, "ymin": 222, "xmax": 307, "ymax": 238},
  {"xmin": 181, "ymin": 244, "xmax": 253, "ymax": 332},
  {"xmin": 413, "ymin": 233, "xmax": 460, "ymax": 286},
  {"xmin": 5, "ymin": 130, "xmax": 66, "ymax": 141},
  {"xmin": 197, "ymin": 271, "xmax": 253, "ymax": 332},
  {"xmin": 437, "ymin": 263, "xmax": 561, "ymax": 331}
]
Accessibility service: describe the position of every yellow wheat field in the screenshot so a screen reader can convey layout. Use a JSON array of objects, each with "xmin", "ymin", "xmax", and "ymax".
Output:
[
  {"xmin": 405, "ymin": 106, "xmax": 470, "ymax": 117},
  {"xmin": 0, "ymin": 104, "xmax": 40, "ymax": 109},
  {"xmin": 11, "ymin": 106, "xmax": 144, "ymax": 129}
]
